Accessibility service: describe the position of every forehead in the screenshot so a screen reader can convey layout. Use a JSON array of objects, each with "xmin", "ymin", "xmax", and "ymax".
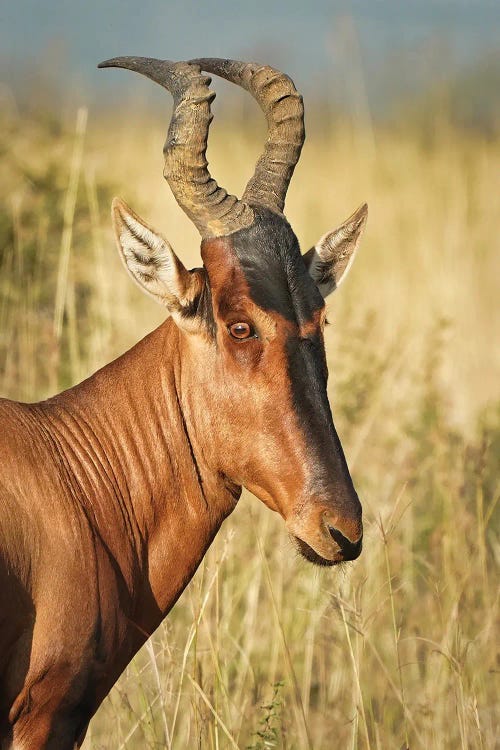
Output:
[{"xmin": 212, "ymin": 207, "xmax": 324, "ymax": 325}]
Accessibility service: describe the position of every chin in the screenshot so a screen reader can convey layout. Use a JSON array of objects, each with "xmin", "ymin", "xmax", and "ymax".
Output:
[{"xmin": 293, "ymin": 536, "xmax": 341, "ymax": 567}]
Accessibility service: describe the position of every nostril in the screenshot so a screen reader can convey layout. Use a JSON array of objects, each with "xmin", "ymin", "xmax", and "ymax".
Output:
[{"xmin": 328, "ymin": 526, "xmax": 363, "ymax": 561}]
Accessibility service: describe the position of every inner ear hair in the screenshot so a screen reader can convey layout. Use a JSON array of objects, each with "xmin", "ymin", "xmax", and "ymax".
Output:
[
  {"xmin": 304, "ymin": 203, "xmax": 368, "ymax": 297},
  {"xmin": 112, "ymin": 197, "xmax": 193, "ymax": 306}
]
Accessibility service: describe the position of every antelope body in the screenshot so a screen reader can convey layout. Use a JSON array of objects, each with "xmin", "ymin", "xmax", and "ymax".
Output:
[{"xmin": 0, "ymin": 57, "xmax": 367, "ymax": 748}]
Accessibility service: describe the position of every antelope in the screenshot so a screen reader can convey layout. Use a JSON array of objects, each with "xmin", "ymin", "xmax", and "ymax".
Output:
[{"xmin": 0, "ymin": 56, "xmax": 367, "ymax": 748}]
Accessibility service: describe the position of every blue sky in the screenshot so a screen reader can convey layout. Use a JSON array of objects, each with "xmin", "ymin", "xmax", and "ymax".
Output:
[{"xmin": 1, "ymin": 1, "xmax": 498, "ymax": 110}]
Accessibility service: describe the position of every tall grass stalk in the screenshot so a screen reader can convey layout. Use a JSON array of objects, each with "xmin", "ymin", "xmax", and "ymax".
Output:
[{"xmin": 53, "ymin": 106, "xmax": 87, "ymax": 339}]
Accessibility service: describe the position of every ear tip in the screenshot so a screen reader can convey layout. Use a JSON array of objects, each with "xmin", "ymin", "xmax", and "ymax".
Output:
[
  {"xmin": 111, "ymin": 197, "xmax": 134, "ymax": 225},
  {"xmin": 342, "ymin": 202, "xmax": 368, "ymax": 231},
  {"xmin": 351, "ymin": 202, "xmax": 368, "ymax": 228},
  {"xmin": 112, "ymin": 196, "xmax": 126, "ymax": 213}
]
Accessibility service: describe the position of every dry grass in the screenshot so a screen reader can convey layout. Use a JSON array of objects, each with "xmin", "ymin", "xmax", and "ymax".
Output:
[{"xmin": 0, "ymin": 101, "xmax": 498, "ymax": 749}]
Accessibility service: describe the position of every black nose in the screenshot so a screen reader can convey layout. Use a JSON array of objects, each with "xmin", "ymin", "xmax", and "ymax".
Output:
[{"xmin": 328, "ymin": 526, "xmax": 363, "ymax": 561}]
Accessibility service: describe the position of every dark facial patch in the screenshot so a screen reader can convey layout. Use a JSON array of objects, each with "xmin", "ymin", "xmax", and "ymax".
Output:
[
  {"xmin": 229, "ymin": 207, "xmax": 324, "ymax": 325},
  {"xmin": 286, "ymin": 331, "xmax": 359, "ymax": 507}
]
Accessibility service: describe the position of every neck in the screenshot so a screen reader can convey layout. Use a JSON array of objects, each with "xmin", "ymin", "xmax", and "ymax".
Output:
[{"xmin": 40, "ymin": 319, "xmax": 238, "ymax": 632}]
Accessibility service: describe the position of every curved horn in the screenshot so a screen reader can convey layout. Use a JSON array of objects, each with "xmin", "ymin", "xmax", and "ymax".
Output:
[
  {"xmin": 98, "ymin": 56, "xmax": 254, "ymax": 238},
  {"xmin": 191, "ymin": 58, "xmax": 305, "ymax": 215}
]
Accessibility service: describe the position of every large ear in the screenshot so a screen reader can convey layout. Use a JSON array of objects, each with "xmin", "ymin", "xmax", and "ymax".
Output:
[
  {"xmin": 303, "ymin": 203, "xmax": 367, "ymax": 298},
  {"xmin": 112, "ymin": 198, "xmax": 206, "ymax": 330}
]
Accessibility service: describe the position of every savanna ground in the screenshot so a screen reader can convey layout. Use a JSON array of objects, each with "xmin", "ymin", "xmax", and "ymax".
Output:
[{"xmin": 0, "ymin": 94, "xmax": 499, "ymax": 749}]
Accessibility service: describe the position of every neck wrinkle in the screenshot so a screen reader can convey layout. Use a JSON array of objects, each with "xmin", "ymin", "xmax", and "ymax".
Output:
[{"xmin": 37, "ymin": 319, "xmax": 231, "ymax": 624}]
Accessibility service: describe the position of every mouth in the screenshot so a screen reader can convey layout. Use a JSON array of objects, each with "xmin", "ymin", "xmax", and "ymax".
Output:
[
  {"xmin": 293, "ymin": 527, "xmax": 363, "ymax": 567},
  {"xmin": 293, "ymin": 536, "xmax": 341, "ymax": 567}
]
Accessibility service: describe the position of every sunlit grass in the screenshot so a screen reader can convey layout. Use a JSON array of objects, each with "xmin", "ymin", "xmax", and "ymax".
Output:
[{"xmin": 0, "ymin": 102, "xmax": 498, "ymax": 749}]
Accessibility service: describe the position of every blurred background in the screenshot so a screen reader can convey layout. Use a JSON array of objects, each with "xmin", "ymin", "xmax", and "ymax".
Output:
[
  {"xmin": 1, "ymin": 2, "xmax": 499, "ymax": 748},
  {"xmin": 2, "ymin": 0, "xmax": 500, "ymax": 131}
]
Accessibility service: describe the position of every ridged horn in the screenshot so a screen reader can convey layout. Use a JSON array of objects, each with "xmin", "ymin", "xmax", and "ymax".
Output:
[
  {"xmin": 98, "ymin": 56, "xmax": 254, "ymax": 238},
  {"xmin": 191, "ymin": 58, "xmax": 305, "ymax": 216}
]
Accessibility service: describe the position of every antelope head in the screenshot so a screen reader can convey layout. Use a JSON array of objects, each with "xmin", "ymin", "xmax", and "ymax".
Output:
[{"xmin": 99, "ymin": 57, "xmax": 367, "ymax": 566}]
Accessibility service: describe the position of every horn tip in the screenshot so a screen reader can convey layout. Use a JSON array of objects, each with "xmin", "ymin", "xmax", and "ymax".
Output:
[
  {"xmin": 98, "ymin": 57, "xmax": 123, "ymax": 69},
  {"xmin": 97, "ymin": 56, "xmax": 153, "ymax": 71}
]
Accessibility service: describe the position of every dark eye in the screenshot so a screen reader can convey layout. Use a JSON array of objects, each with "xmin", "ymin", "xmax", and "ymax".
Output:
[{"xmin": 228, "ymin": 322, "xmax": 254, "ymax": 340}]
